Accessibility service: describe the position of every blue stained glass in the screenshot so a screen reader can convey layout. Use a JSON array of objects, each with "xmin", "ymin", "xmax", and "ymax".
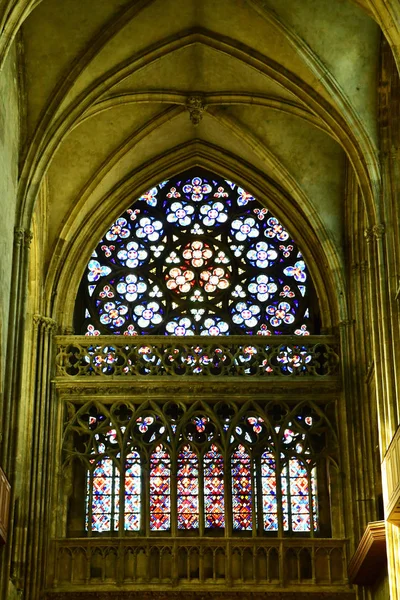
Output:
[
  {"xmin": 282, "ymin": 459, "xmax": 318, "ymax": 532},
  {"xmin": 79, "ymin": 170, "xmax": 314, "ymax": 336},
  {"xmin": 124, "ymin": 451, "xmax": 141, "ymax": 531},
  {"xmin": 86, "ymin": 458, "xmax": 119, "ymax": 532}
]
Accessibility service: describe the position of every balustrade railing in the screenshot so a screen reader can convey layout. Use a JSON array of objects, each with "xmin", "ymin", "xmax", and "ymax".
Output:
[
  {"xmin": 48, "ymin": 537, "xmax": 348, "ymax": 590},
  {"xmin": 55, "ymin": 335, "xmax": 339, "ymax": 378}
]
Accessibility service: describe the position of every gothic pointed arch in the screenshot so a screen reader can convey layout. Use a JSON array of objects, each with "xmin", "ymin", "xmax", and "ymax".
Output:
[{"xmin": 74, "ymin": 168, "xmax": 320, "ymax": 337}]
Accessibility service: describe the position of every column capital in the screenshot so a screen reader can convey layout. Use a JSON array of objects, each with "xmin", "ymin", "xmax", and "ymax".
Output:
[
  {"xmin": 33, "ymin": 314, "xmax": 57, "ymax": 332},
  {"xmin": 14, "ymin": 227, "xmax": 25, "ymax": 246},
  {"xmin": 372, "ymin": 224, "xmax": 385, "ymax": 240},
  {"xmin": 24, "ymin": 230, "xmax": 33, "ymax": 248},
  {"xmin": 364, "ymin": 227, "xmax": 374, "ymax": 244}
]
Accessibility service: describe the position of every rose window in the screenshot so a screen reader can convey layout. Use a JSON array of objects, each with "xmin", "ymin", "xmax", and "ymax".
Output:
[{"xmin": 77, "ymin": 170, "xmax": 316, "ymax": 335}]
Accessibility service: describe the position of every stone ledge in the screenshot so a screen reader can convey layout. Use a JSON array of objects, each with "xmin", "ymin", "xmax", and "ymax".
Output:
[
  {"xmin": 46, "ymin": 592, "xmax": 356, "ymax": 600},
  {"xmin": 348, "ymin": 521, "xmax": 386, "ymax": 585}
]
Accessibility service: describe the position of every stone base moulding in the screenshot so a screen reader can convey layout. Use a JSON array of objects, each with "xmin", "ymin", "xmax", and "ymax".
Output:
[{"xmin": 46, "ymin": 593, "xmax": 356, "ymax": 600}]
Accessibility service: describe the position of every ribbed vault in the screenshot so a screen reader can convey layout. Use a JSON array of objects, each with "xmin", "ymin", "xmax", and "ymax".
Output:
[{"xmin": 10, "ymin": 0, "xmax": 387, "ymax": 331}]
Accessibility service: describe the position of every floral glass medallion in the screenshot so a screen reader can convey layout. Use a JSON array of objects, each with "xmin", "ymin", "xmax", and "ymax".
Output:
[{"xmin": 78, "ymin": 171, "xmax": 314, "ymax": 336}]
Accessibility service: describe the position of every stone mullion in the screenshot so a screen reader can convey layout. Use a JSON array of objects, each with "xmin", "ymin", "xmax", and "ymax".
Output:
[
  {"xmin": 198, "ymin": 450, "xmax": 205, "ymax": 537},
  {"xmin": 250, "ymin": 451, "xmax": 257, "ymax": 537},
  {"xmin": 170, "ymin": 445, "xmax": 177, "ymax": 537},
  {"xmin": 224, "ymin": 447, "xmax": 233, "ymax": 538},
  {"xmin": 276, "ymin": 453, "xmax": 284, "ymax": 538},
  {"xmin": 255, "ymin": 456, "xmax": 263, "ymax": 536},
  {"xmin": 143, "ymin": 453, "xmax": 150, "ymax": 537}
]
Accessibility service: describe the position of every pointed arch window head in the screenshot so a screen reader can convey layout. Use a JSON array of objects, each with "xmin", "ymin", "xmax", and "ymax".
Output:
[{"xmin": 76, "ymin": 170, "xmax": 317, "ymax": 336}]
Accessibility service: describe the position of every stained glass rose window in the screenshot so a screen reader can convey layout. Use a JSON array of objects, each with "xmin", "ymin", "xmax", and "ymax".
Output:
[{"xmin": 77, "ymin": 170, "xmax": 315, "ymax": 336}]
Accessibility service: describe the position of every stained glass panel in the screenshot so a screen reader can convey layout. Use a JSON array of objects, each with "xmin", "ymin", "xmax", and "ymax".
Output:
[
  {"xmin": 261, "ymin": 452, "xmax": 278, "ymax": 531},
  {"xmin": 81, "ymin": 401, "xmax": 321, "ymax": 535},
  {"xmin": 87, "ymin": 458, "xmax": 119, "ymax": 532},
  {"xmin": 282, "ymin": 459, "xmax": 318, "ymax": 532},
  {"xmin": 124, "ymin": 451, "xmax": 141, "ymax": 531},
  {"xmin": 204, "ymin": 444, "xmax": 225, "ymax": 529},
  {"xmin": 177, "ymin": 445, "xmax": 199, "ymax": 529},
  {"xmin": 231, "ymin": 445, "xmax": 252, "ymax": 530},
  {"xmin": 150, "ymin": 444, "xmax": 171, "ymax": 531},
  {"xmin": 78, "ymin": 170, "xmax": 314, "ymax": 336}
]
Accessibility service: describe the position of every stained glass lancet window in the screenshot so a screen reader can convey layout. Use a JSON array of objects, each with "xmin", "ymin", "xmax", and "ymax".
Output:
[
  {"xmin": 87, "ymin": 458, "xmax": 119, "ymax": 532},
  {"xmin": 76, "ymin": 170, "xmax": 316, "ymax": 336},
  {"xmin": 149, "ymin": 445, "xmax": 171, "ymax": 531},
  {"xmin": 203, "ymin": 444, "xmax": 225, "ymax": 529},
  {"xmin": 231, "ymin": 445, "xmax": 253, "ymax": 531},
  {"xmin": 124, "ymin": 451, "xmax": 141, "ymax": 531},
  {"xmin": 281, "ymin": 459, "xmax": 318, "ymax": 532},
  {"xmin": 177, "ymin": 445, "xmax": 199, "ymax": 529},
  {"xmin": 260, "ymin": 452, "xmax": 278, "ymax": 531}
]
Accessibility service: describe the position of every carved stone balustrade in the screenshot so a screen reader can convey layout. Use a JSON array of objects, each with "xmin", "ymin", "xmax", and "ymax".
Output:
[
  {"xmin": 54, "ymin": 335, "xmax": 340, "ymax": 380},
  {"xmin": 47, "ymin": 537, "xmax": 350, "ymax": 594}
]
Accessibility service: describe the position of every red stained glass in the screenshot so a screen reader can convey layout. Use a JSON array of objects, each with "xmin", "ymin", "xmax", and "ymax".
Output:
[
  {"xmin": 231, "ymin": 445, "xmax": 252, "ymax": 530},
  {"xmin": 177, "ymin": 446, "xmax": 199, "ymax": 529},
  {"xmin": 204, "ymin": 445, "xmax": 225, "ymax": 529},
  {"xmin": 150, "ymin": 445, "xmax": 171, "ymax": 530}
]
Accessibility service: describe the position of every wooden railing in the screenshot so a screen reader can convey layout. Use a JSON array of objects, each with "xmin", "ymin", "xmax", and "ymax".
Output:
[
  {"xmin": 48, "ymin": 537, "xmax": 349, "ymax": 592},
  {"xmin": 54, "ymin": 335, "xmax": 339, "ymax": 379}
]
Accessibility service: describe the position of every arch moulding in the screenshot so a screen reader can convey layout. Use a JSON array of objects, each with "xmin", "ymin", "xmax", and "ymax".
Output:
[{"xmin": 46, "ymin": 141, "xmax": 345, "ymax": 334}]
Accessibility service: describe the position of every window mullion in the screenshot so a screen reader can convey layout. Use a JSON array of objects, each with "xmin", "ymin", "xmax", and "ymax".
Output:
[
  {"xmin": 225, "ymin": 448, "xmax": 232, "ymax": 537},
  {"xmin": 287, "ymin": 459, "xmax": 293, "ymax": 534},
  {"xmin": 143, "ymin": 452, "xmax": 150, "ymax": 536},
  {"xmin": 309, "ymin": 463, "xmax": 315, "ymax": 537},
  {"xmin": 170, "ymin": 447, "xmax": 177, "ymax": 536},
  {"xmin": 255, "ymin": 456, "xmax": 263, "ymax": 535},
  {"xmin": 118, "ymin": 455, "xmax": 124, "ymax": 536},
  {"xmin": 87, "ymin": 464, "xmax": 93, "ymax": 537},
  {"xmin": 276, "ymin": 455, "xmax": 284, "ymax": 537},
  {"xmin": 199, "ymin": 450, "xmax": 205, "ymax": 537},
  {"xmin": 250, "ymin": 452, "xmax": 257, "ymax": 537}
]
